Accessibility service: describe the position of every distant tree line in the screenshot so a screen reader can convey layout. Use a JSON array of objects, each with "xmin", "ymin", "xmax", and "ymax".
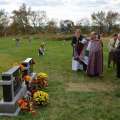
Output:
[{"xmin": 0, "ymin": 3, "xmax": 120, "ymax": 36}]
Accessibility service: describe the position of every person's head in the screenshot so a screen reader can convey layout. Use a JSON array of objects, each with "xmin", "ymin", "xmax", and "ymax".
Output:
[
  {"xmin": 90, "ymin": 31, "xmax": 97, "ymax": 40},
  {"xmin": 75, "ymin": 29, "xmax": 81, "ymax": 38},
  {"xmin": 113, "ymin": 34, "xmax": 118, "ymax": 40},
  {"xmin": 118, "ymin": 33, "xmax": 120, "ymax": 40}
]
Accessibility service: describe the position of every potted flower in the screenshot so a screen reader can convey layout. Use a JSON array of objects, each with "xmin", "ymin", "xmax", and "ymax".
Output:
[
  {"xmin": 23, "ymin": 75, "xmax": 31, "ymax": 90},
  {"xmin": 33, "ymin": 90, "xmax": 49, "ymax": 106},
  {"xmin": 36, "ymin": 72, "xmax": 48, "ymax": 88}
]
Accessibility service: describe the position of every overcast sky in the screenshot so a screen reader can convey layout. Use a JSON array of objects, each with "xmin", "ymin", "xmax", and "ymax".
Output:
[{"xmin": 0, "ymin": 0, "xmax": 120, "ymax": 22}]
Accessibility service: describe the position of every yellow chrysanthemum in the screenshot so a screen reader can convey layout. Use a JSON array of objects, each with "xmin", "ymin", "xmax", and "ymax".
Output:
[
  {"xmin": 37, "ymin": 72, "xmax": 48, "ymax": 79},
  {"xmin": 33, "ymin": 90, "xmax": 49, "ymax": 105}
]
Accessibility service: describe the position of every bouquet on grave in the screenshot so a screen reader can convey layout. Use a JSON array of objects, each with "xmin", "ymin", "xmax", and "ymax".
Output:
[
  {"xmin": 23, "ymin": 75, "xmax": 31, "ymax": 90},
  {"xmin": 17, "ymin": 98, "xmax": 29, "ymax": 110},
  {"xmin": 17, "ymin": 99, "xmax": 36, "ymax": 115},
  {"xmin": 31, "ymin": 72, "xmax": 48, "ymax": 88},
  {"xmin": 37, "ymin": 72, "xmax": 48, "ymax": 88},
  {"xmin": 23, "ymin": 75, "xmax": 31, "ymax": 82},
  {"xmin": 33, "ymin": 90, "xmax": 49, "ymax": 106},
  {"xmin": 37, "ymin": 72, "xmax": 48, "ymax": 80},
  {"xmin": 17, "ymin": 91, "xmax": 36, "ymax": 115},
  {"xmin": 19, "ymin": 64, "xmax": 25, "ymax": 71}
]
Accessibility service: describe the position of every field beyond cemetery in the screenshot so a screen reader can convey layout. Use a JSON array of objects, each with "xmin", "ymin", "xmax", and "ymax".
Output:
[{"xmin": 0, "ymin": 35, "xmax": 120, "ymax": 120}]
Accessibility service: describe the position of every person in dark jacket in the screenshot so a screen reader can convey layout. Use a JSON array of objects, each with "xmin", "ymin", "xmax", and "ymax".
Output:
[
  {"xmin": 114, "ymin": 42, "xmax": 120, "ymax": 78},
  {"xmin": 108, "ymin": 34, "xmax": 118, "ymax": 68},
  {"xmin": 71, "ymin": 29, "xmax": 87, "ymax": 71},
  {"xmin": 71, "ymin": 29, "xmax": 84, "ymax": 57}
]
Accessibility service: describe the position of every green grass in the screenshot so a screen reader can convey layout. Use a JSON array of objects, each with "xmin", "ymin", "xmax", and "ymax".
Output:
[{"xmin": 0, "ymin": 36, "xmax": 120, "ymax": 120}]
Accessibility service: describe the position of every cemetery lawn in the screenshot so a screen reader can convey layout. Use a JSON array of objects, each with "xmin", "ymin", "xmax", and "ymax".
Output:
[{"xmin": 0, "ymin": 36, "xmax": 120, "ymax": 120}]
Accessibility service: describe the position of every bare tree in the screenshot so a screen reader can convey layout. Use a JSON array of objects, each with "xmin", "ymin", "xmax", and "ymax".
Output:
[
  {"xmin": 105, "ymin": 11, "xmax": 120, "ymax": 33},
  {"xmin": 60, "ymin": 20, "xmax": 74, "ymax": 33},
  {"xmin": 30, "ymin": 10, "xmax": 47, "ymax": 33},
  {"xmin": 91, "ymin": 11, "xmax": 106, "ymax": 33},
  {"xmin": 11, "ymin": 3, "xmax": 31, "ymax": 34},
  {"xmin": 0, "ymin": 9, "xmax": 9, "ymax": 36},
  {"xmin": 76, "ymin": 18, "xmax": 90, "ymax": 33},
  {"xmin": 46, "ymin": 19, "xmax": 58, "ymax": 33},
  {"xmin": 77, "ymin": 18, "xmax": 90, "ymax": 26}
]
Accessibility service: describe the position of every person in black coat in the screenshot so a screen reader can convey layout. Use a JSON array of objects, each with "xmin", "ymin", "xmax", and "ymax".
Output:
[
  {"xmin": 114, "ymin": 43, "xmax": 120, "ymax": 78},
  {"xmin": 71, "ymin": 29, "xmax": 84, "ymax": 59},
  {"xmin": 71, "ymin": 29, "xmax": 87, "ymax": 71}
]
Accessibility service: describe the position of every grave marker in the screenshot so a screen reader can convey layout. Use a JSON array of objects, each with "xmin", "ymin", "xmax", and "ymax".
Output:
[
  {"xmin": 0, "ymin": 66, "xmax": 27, "ymax": 116},
  {"xmin": 0, "ymin": 58, "xmax": 36, "ymax": 116}
]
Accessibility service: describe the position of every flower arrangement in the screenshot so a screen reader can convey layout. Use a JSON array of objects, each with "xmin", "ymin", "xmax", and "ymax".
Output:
[
  {"xmin": 17, "ymin": 98, "xmax": 29, "ymax": 110},
  {"xmin": 36, "ymin": 72, "xmax": 48, "ymax": 88},
  {"xmin": 24, "ymin": 75, "xmax": 31, "ymax": 82},
  {"xmin": 33, "ymin": 90, "xmax": 49, "ymax": 105},
  {"xmin": 37, "ymin": 72, "xmax": 48, "ymax": 79},
  {"xmin": 17, "ymin": 98, "xmax": 36, "ymax": 115},
  {"xmin": 19, "ymin": 64, "xmax": 25, "ymax": 71},
  {"xmin": 10, "ymin": 59, "xmax": 50, "ymax": 116},
  {"xmin": 23, "ymin": 75, "xmax": 31, "ymax": 90},
  {"xmin": 17, "ymin": 70, "xmax": 49, "ymax": 115}
]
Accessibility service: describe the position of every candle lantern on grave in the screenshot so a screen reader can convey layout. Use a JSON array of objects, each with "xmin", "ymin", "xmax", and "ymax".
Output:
[
  {"xmin": 21, "ymin": 58, "xmax": 35, "ymax": 78},
  {"xmin": 21, "ymin": 58, "xmax": 36, "ymax": 91}
]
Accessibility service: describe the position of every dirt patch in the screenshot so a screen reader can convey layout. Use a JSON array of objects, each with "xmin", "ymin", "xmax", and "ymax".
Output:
[{"xmin": 66, "ymin": 82, "xmax": 116, "ymax": 92}]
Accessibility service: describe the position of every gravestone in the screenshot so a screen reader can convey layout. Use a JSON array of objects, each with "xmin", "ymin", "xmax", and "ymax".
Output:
[
  {"xmin": 0, "ymin": 66, "xmax": 27, "ymax": 116},
  {"xmin": 0, "ymin": 58, "xmax": 36, "ymax": 116},
  {"xmin": 16, "ymin": 38, "xmax": 20, "ymax": 47}
]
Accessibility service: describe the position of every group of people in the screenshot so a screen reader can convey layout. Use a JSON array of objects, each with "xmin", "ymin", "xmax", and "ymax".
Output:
[{"xmin": 71, "ymin": 29, "xmax": 120, "ymax": 78}]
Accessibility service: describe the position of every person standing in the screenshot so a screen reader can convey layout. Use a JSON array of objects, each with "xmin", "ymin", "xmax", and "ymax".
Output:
[
  {"xmin": 115, "ymin": 33, "xmax": 120, "ymax": 48},
  {"xmin": 71, "ymin": 29, "xmax": 86, "ymax": 71},
  {"xmin": 113, "ymin": 33, "xmax": 120, "ymax": 78},
  {"xmin": 108, "ymin": 34, "xmax": 118, "ymax": 68},
  {"xmin": 87, "ymin": 32, "xmax": 103, "ymax": 77},
  {"xmin": 114, "ymin": 41, "xmax": 120, "ymax": 78}
]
